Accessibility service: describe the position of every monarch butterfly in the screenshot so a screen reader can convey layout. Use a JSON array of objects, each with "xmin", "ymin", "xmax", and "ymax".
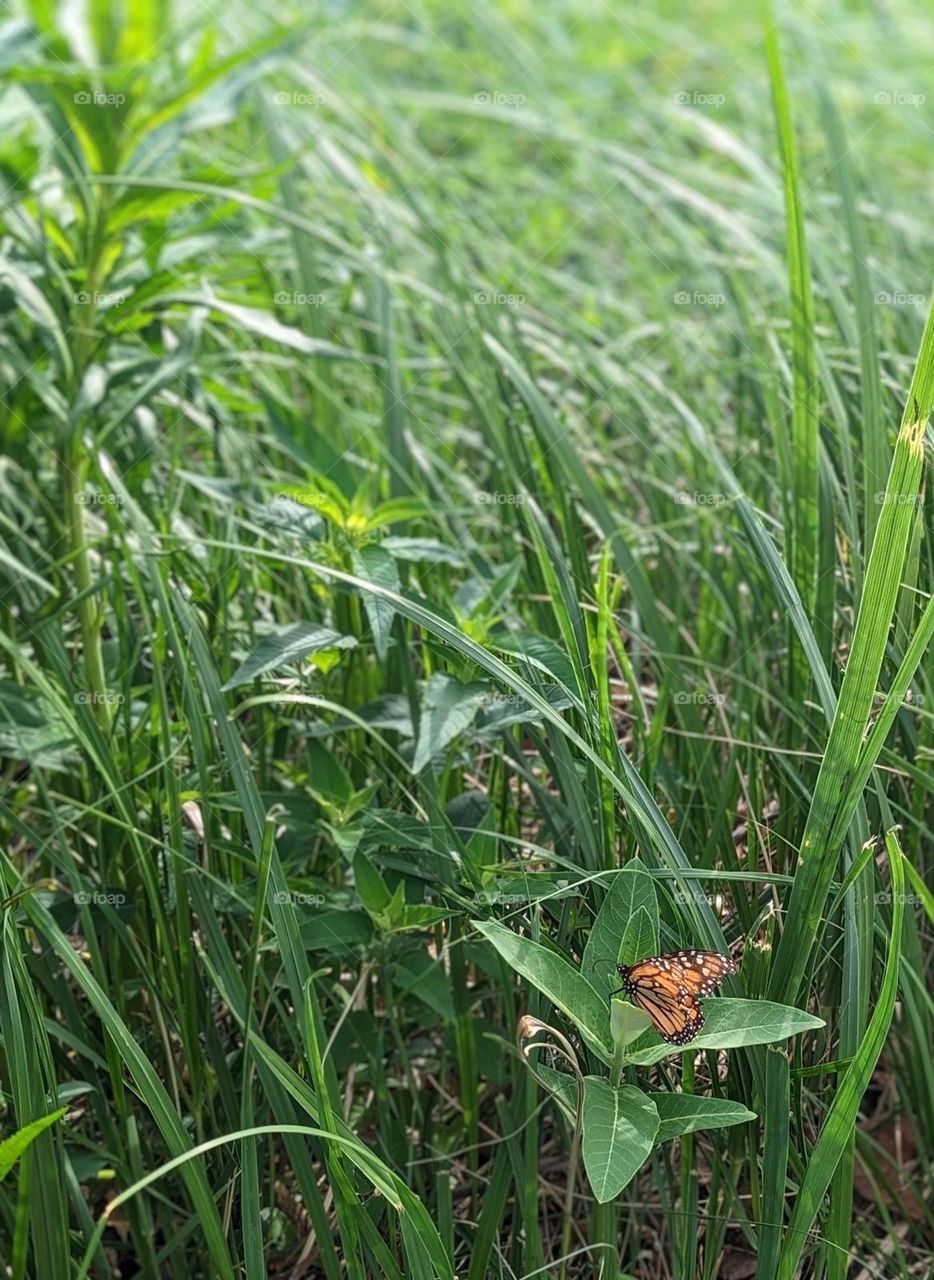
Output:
[{"xmin": 609, "ymin": 950, "xmax": 739, "ymax": 1046}]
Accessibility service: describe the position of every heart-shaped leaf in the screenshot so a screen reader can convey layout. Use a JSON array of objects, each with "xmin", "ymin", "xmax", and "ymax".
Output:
[{"xmin": 581, "ymin": 1078, "xmax": 659, "ymax": 1202}]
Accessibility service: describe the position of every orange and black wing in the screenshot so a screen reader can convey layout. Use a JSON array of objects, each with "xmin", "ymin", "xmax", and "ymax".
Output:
[
  {"xmin": 616, "ymin": 950, "xmax": 737, "ymax": 1046},
  {"xmin": 629, "ymin": 980, "xmax": 705, "ymax": 1046},
  {"xmin": 664, "ymin": 950, "xmax": 738, "ymax": 997}
]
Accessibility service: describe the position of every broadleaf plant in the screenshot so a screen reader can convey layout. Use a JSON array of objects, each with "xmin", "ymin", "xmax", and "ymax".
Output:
[{"xmin": 476, "ymin": 865, "xmax": 823, "ymax": 1200}]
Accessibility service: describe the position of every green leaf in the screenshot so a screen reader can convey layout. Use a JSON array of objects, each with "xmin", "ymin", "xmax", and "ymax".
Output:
[
  {"xmin": 353, "ymin": 852, "xmax": 391, "ymax": 915},
  {"xmin": 621, "ymin": 906, "xmax": 656, "ymax": 969},
  {"xmin": 202, "ymin": 296, "xmax": 364, "ymax": 361},
  {"xmin": 776, "ymin": 830, "xmax": 907, "ymax": 1280},
  {"xmin": 766, "ymin": 18, "xmax": 819, "ymax": 616},
  {"xmin": 412, "ymin": 674, "xmax": 489, "ymax": 774},
  {"xmin": 0, "ymin": 1108, "xmax": 67, "ymax": 1180},
  {"xmin": 626, "ymin": 999, "xmax": 824, "ymax": 1064},
  {"xmin": 473, "ymin": 920, "xmax": 612, "ymax": 1061},
  {"xmin": 582, "ymin": 860, "xmax": 659, "ymax": 995},
  {"xmin": 295, "ymin": 909, "xmax": 373, "ymax": 954},
  {"xmin": 222, "ymin": 623, "xmax": 355, "ymax": 689},
  {"xmin": 381, "ymin": 537, "xmax": 466, "ymax": 567},
  {"xmin": 581, "ymin": 1078, "xmax": 659, "ymax": 1202},
  {"xmin": 610, "ymin": 999, "xmax": 654, "ymax": 1049},
  {"xmin": 652, "ymin": 1094, "xmax": 756, "ymax": 1142},
  {"xmin": 0, "ymin": 255, "xmax": 73, "ymax": 383},
  {"xmin": 492, "ymin": 630, "xmax": 581, "ymax": 702},
  {"xmin": 350, "ymin": 544, "xmax": 400, "ymax": 662},
  {"xmin": 363, "ymin": 499, "xmax": 431, "ymax": 531},
  {"xmin": 306, "ymin": 740, "xmax": 354, "ymax": 810},
  {"xmin": 771, "ymin": 351, "xmax": 934, "ymax": 1004},
  {"xmin": 396, "ymin": 904, "xmax": 452, "ymax": 931}
]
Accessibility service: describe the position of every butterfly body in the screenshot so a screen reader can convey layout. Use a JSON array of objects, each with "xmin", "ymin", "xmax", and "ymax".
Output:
[{"xmin": 612, "ymin": 950, "xmax": 738, "ymax": 1046}]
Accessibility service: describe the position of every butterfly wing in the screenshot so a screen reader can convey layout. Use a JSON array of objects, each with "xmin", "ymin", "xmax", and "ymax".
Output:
[
  {"xmin": 619, "ymin": 951, "xmax": 737, "ymax": 1045},
  {"xmin": 629, "ymin": 980, "xmax": 705, "ymax": 1045},
  {"xmin": 666, "ymin": 950, "xmax": 738, "ymax": 997}
]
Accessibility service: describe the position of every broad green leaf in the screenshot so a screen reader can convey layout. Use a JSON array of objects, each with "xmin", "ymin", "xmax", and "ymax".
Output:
[
  {"xmin": 222, "ymin": 623, "xmax": 355, "ymax": 689},
  {"xmin": 351, "ymin": 543, "xmax": 400, "ymax": 662},
  {"xmin": 412, "ymin": 674, "xmax": 489, "ymax": 773},
  {"xmin": 363, "ymin": 499, "xmax": 431, "ymax": 531},
  {"xmin": 581, "ymin": 1078, "xmax": 659, "ymax": 1202},
  {"xmin": 620, "ymin": 906, "xmax": 656, "ymax": 969},
  {"xmin": 627, "ymin": 999, "xmax": 824, "ymax": 1064},
  {"xmin": 396, "ymin": 904, "xmax": 452, "ymax": 930},
  {"xmin": 534, "ymin": 1065, "xmax": 579, "ymax": 1121},
  {"xmin": 473, "ymin": 920, "xmax": 612, "ymax": 1060},
  {"xmin": 582, "ymin": 860, "xmax": 659, "ymax": 996},
  {"xmin": 306, "ymin": 740, "xmax": 353, "ymax": 810},
  {"xmin": 381, "ymin": 536, "xmax": 466, "ymax": 567},
  {"xmin": 353, "ymin": 852, "xmax": 391, "ymax": 915},
  {"xmin": 491, "ymin": 631, "xmax": 581, "ymax": 706},
  {"xmin": 295, "ymin": 909, "xmax": 373, "ymax": 953},
  {"xmin": 653, "ymin": 1094, "xmax": 756, "ymax": 1142}
]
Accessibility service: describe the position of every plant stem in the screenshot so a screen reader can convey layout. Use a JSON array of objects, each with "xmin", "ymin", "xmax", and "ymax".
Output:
[{"xmin": 63, "ymin": 435, "xmax": 109, "ymax": 728}]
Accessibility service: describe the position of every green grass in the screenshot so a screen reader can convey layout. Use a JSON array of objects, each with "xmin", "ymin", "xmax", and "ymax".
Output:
[{"xmin": 1, "ymin": 0, "xmax": 933, "ymax": 1276}]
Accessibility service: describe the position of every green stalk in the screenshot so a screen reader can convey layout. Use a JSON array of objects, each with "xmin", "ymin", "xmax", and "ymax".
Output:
[
  {"xmin": 65, "ymin": 200, "xmax": 111, "ymax": 730},
  {"xmin": 776, "ymin": 830, "xmax": 906, "ymax": 1279},
  {"xmin": 766, "ymin": 18, "xmax": 819, "ymax": 633},
  {"xmin": 770, "ymin": 359, "xmax": 933, "ymax": 1005},
  {"xmin": 63, "ymin": 438, "xmax": 109, "ymax": 729}
]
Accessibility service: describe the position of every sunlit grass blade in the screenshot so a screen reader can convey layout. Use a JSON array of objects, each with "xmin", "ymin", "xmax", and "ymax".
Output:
[
  {"xmin": 771, "ymin": 303, "xmax": 934, "ymax": 1004},
  {"xmin": 776, "ymin": 829, "xmax": 907, "ymax": 1279}
]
